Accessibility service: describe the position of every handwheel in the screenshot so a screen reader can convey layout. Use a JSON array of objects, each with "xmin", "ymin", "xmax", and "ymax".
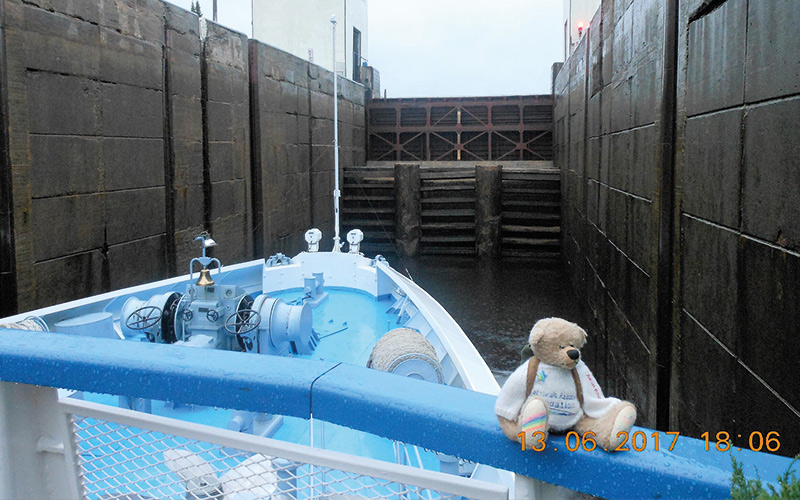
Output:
[
  {"xmin": 181, "ymin": 308, "xmax": 193, "ymax": 322},
  {"xmin": 125, "ymin": 305, "xmax": 163, "ymax": 331},
  {"xmin": 224, "ymin": 309, "xmax": 262, "ymax": 335},
  {"xmin": 206, "ymin": 309, "xmax": 220, "ymax": 322}
]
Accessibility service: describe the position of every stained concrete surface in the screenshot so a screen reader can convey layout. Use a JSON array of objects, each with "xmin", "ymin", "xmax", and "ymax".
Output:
[
  {"xmin": 556, "ymin": 0, "xmax": 800, "ymax": 455},
  {"xmin": 0, "ymin": 0, "xmax": 366, "ymax": 313}
]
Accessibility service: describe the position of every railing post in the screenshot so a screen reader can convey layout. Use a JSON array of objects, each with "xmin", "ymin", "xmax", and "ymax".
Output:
[
  {"xmin": 0, "ymin": 382, "xmax": 82, "ymax": 499},
  {"xmin": 475, "ymin": 164, "xmax": 502, "ymax": 259},
  {"xmin": 394, "ymin": 163, "xmax": 421, "ymax": 257}
]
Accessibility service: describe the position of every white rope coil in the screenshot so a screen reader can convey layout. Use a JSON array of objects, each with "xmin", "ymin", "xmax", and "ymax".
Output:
[
  {"xmin": 0, "ymin": 317, "xmax": 48, "ymax": 332},
  {"xmin": 367, "ymin": 328, "xmax": 443, "ymax": 383}
]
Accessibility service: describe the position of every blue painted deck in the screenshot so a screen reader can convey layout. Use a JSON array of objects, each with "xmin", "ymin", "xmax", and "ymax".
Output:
[
  {"xmin": 0, "ymin": 328, "xmax": 796, "ymax": 500},
  {"xmin": 84, "ymin": 288, "xmax": 414, "ymax": 466}
]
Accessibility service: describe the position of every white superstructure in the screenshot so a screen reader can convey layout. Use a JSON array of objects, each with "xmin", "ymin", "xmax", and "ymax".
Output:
[
  {"xmin": 252, "ymin": 0, "xmax": 368, "ymax": 82},
  {"xmin": 563, "ymin": 0, "xmax": 600, "ymax": 58}
]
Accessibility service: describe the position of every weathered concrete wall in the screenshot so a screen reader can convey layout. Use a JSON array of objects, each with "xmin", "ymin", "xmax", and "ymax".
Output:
[
  {"xmin": 557, "ymin": 0, "xmax": 664, "ymax": 428},
  {"xmin": 250, "ymin": 40, "xmax": 365, "ymax": 256},
  {"xmin": 0, "ymin": 0, "xmax": 15, "ymax": 315},
  {"xmin": 203, "ymin": 22, "xmax": 251, "ymax": 266},
  {"xmin": 2, "ymin": 0, "xmax": 175, "ymax": 310},
  {"xmin": 556, "ymin": 0, "xmax": 800, "ymax": 454},
  {"xmin": 166, "ymin": 5, "xmax": 204, "ymax": 271},
  {"xmin": 674, "ymin": 0, "xmax": 800, "ymax": 454},
  {"xmin": 0, "ymin": 0, "xmax": 367, "ymax": 314}
]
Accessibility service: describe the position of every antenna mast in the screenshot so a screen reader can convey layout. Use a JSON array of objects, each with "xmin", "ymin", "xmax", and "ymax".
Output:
[{"xmin": 331, "ymin": 16, "xmax": 342, "ymax": 252}]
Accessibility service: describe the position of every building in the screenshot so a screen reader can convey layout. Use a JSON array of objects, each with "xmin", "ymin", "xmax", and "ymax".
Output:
[
  {"xmin": 252, "ymin": 0, "xmax": 368, "ymax": 83},
  {"xmin": 563, "ymin": 0, "xmax": 600, "ymax": 58}
]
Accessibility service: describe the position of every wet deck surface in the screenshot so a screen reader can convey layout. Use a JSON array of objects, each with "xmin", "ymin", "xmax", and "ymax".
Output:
[{"xmin": 391, "ymin": 255, "xmax": 589, "ymax": 378}]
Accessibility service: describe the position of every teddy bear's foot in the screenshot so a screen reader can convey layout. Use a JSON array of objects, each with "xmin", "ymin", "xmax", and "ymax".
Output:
[
  {"xmin": 519, "ymin": 398, "xmax": 548, "ymax": 449},
  {"xmin": 608, "ymin": 405, "xmax": 637, "ymax": 449}
]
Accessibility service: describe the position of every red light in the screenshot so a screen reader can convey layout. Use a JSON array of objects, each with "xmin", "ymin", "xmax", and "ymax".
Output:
[{"xmin": 577, "ymin": 22, "xmax": 584, "ymax": 29}]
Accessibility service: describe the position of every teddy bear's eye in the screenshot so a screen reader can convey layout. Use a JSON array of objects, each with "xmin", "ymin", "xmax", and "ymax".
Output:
[
  {"xmin": 559, "ymin": 345, "xmax": 564, "ymax": 349},
  {"xmin": 570, "ymin": 344, "xmax": 575, "ymax": 348}
]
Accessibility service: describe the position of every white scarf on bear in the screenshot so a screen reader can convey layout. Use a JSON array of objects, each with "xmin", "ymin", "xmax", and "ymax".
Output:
[{"xmin": 494, "ymin": 359, "xmax": 619, "ymax": 432}]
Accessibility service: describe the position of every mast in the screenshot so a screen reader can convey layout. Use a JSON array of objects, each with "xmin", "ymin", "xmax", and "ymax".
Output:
[{"xmin": 331, "ymin": 16, "xmax": 342, "ymax": 252}]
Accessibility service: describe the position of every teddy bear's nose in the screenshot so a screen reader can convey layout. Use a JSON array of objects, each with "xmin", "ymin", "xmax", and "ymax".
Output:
[{"xmin": 567, "ymin": 349, "xmax": 580, "ymax": 360}]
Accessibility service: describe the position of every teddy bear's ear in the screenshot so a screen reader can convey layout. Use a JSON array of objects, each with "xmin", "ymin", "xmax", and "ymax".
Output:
[
  {"xmin": 528, "ymin": 320, "xmax": 547, "ymax": 347},
  {"xmin": 578, "ymin": 325, "xmax": 588, "ymax": 342}
]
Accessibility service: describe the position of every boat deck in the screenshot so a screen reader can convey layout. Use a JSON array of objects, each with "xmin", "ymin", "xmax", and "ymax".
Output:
[{"xmin": 79, "ymin": 288, "xmax": 443, "ymax": 474}]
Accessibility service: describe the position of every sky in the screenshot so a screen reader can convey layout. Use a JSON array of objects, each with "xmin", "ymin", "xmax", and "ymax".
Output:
[{"xmin": 165, "ymin": 1, "xmax": 564, "ymax": 98}]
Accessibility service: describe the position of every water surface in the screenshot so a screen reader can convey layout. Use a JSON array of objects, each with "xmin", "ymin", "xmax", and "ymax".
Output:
[{"xmin": 389, "ymin": 255, "xmax": 589, "ymax": 377}]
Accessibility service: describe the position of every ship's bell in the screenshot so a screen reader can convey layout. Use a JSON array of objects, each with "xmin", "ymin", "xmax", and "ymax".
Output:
[{"xmin": 196, "ymin": 268, "xmax": 215, "ymax": 287}]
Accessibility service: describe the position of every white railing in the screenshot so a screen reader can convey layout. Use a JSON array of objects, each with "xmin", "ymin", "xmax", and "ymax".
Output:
[
  {"xmin": 58, "ymin": 396, "xmax": 507, "ymax": 500},
  {"xmin": 3, "ymin": 329, "xmax": 795, "ymax": 500}
]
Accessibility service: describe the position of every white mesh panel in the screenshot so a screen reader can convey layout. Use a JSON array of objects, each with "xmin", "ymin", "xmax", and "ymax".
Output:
[{"xmin": 71, "ymin": 414, "xmax": 486, "ymax": 500}]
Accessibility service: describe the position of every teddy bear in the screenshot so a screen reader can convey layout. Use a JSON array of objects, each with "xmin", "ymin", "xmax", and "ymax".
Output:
[{"xmin": 495, "ymin": 317, "xmax": 636, "ymax": 451}]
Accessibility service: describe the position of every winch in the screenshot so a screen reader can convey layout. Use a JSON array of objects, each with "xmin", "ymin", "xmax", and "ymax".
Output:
[
  {"xmin": 118, "ymin": 234, "xmax": 321, "ymax": 438},
  {"xmin": 235, "ymin": 295, "xmax": 317, "ymax": 356},
  {"xmin": 121, "ymin": 235, "xmax": 320, "ymax": 356},
  {"xmin": 120, "ymin": 235, "xmax": 252, "ymax": 351}
]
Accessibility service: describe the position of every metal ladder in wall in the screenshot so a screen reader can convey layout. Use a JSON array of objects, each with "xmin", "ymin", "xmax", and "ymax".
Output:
[
  {"xmin": 341, "ymin": 166, "xmax": 396, "ymax": 255},
  {"xmin": 342, "ymin": 164, "xmax": 561, "ymax": 260},
  {"xmin": 500, "ymin": 166, "xmax": 561, "ymax": 260},
  {"xmin": 420, "ymin": 166, "xmax": 477, "ymax": 255}
]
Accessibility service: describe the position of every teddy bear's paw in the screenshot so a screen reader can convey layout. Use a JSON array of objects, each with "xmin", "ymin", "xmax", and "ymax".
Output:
[
  {"xmin": 608, "ymin": 405, "xmax": 637, "ymax": 449},
  {"xmin": 520, "ymin": 398, "xmax": 548, "ymax": 449}
]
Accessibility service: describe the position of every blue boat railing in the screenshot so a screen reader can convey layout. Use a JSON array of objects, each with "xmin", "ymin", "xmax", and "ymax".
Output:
[{"xmin": 0, "ymin": 328, "xmax": 795, "ymax": 500}]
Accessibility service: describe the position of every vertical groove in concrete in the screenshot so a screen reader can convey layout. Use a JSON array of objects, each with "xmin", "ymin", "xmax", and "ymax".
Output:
[
  {"xmin": 732, "ymin": 0, "xmax": 751, "ymax": 397},
  {"xmin": 581, "ymin": 25, "xmax": 590, "ymax": 255},
  {"xmin": 200, "ymin": 31, "xmax": 212, "ymax": 235},
  {"xmin": 247, "ymin": 41, "xmax": 263, "ymax": 257},
  {"xmin": 737, "ymin": 0, "xmax": 750, "ymax": 234},
  {"xmin": 592, "ymin": 16, "xmax": 608, "ymax": 384},
  {"xmin": 100, "ymin": 228, "xmax": 110, "ymax": 292},
  {"xmin": 162, "ymin": 19, "xmax": 176, "ymax": 276},
  {"xmin": 0, "ymin": 0, "xmax": 18, "ymax": 316},
  {"xmin": 655, "ymin": 0, "xmax": 680, "ymax": 431}
]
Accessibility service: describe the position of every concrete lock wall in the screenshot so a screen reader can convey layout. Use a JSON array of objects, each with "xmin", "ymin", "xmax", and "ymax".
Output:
[
  {"xmin": 555, "ymin": 0, "xmax": 800, "ymax": 455},
  {"xmin": 250, "ymin": 39, "xmax": 365, "ymax": 256},
  {"xmin": 0, "ymin": 0, "xmax": 367, "ymax": 314}
]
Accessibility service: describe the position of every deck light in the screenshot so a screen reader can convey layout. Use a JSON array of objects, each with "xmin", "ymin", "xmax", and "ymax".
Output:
[
  {"xmin": 305, "ymin": 228, "xmax": 323, "ymax": 252},
  {"xmin": 347, "ymin": 229, "xmax": 364, "ymax": 254}
]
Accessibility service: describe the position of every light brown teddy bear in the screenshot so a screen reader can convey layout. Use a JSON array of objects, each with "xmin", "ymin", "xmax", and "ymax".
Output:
[{"xmin": 495, "ymin": 317, "xmax": 636, "ymax": 451}]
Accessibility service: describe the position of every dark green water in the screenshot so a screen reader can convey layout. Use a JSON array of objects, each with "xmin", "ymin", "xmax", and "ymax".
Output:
[{"xmin": 388, "ymin": 255, "xmax": 589, "ymax": 377}]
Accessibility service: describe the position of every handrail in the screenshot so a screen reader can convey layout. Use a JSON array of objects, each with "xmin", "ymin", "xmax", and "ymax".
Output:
[
  {"xmin": 58, "ymin": 398, "xmax": 507, "ymax": 500},
  {"xmin": 0, "ymin": 329, "xmax": 794, "ymax": 500}
]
